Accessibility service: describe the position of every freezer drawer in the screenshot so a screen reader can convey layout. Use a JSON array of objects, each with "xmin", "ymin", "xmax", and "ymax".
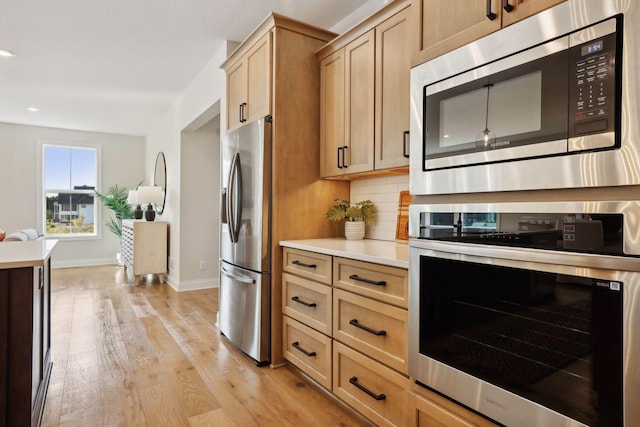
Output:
[{"xmin": 219, "ymin": 261, "xmax": 270, "ymax": 364}]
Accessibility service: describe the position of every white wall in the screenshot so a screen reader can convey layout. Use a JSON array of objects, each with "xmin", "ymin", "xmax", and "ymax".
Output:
[
  {"xmin": 146, "ymin": 41, "xmax": 234, "ymax": 290},
  {"xmin": 0, "ymin": 121, "xmax": 145, "ymax": 267},
  {"xmin": 179, "ymin": 114, "xmax": 220, "ymax": 290},
  {"xmin": 350, "ymin": 175, "xmax": 409, "ymax": 241}
]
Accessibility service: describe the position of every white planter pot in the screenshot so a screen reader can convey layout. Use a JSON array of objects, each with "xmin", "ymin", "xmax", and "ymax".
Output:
[{"xmin": 345, "ymin": 221, "xmax": 365, "ymax": 240}]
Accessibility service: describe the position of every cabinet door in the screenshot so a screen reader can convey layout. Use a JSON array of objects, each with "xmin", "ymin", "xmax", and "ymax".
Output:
[
  {"xmin": 412, "ymin": 0, "xmax": 501, "ymax": 64},
  {"xmin": 501, "ymin": 0, "xmax": 566, "ymax": 27},
  {"xmin": 227, "ymin": 59, "xmax": 246, "ymax": 131},
  {"xmin": 245, "ymin": 32, "xmax": 272, "ymax": 124},
  {"xmin": 344, "ymin": 30, "xmax": 375, "ymax": 174},
  {"xmin": 375, "ymin": 8, "xmax": 411, "ymax": 170},
  {"xmin": 333, "ymin": 341, "xmax": 409, "ymax": 427},
  {"xmin": 320, "ymin": 49, "xmax": 346, "ymax": 178},
  {"xmin": 405, "ymin": 388, "xmax": 498, "ymax": 427}
]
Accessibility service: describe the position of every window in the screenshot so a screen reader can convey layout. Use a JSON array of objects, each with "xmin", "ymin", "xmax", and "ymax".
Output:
[{"xmin": 43, "ymin": 144, "xmax": 99, "ymax": 237}]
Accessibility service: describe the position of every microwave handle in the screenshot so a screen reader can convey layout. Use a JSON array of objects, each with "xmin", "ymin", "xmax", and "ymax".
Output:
[
  {"xmin": 486, "ymin": 0, "xmax": 497, "ymax": 20},
  {"xmin": 502, "ymin": 0, "xmax": 514, "ymax": 13}
]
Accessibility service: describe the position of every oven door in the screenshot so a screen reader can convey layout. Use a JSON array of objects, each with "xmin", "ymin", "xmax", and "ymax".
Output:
[{"xmin": 408, "ymin": 240, "xmax": 640, "ymax": 427}]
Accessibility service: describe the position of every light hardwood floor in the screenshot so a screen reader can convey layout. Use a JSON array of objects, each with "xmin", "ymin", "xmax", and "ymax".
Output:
[{"xmin": 41, "ymin": 265, "xmax": 374, "ymax": 426}]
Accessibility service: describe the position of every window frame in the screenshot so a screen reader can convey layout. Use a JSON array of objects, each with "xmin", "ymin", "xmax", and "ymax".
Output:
[{"xmin": 39, "ymin": 140, "xmax": 102, "ymax": 240}]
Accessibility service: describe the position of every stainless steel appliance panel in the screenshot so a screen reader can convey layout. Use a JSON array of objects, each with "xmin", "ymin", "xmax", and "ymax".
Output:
[
  {"xmin": 219, "ymin": 261, "xmax": 270, "ymax": 364},
  {"xmin": 408, "ymin": 201, "xmax": 640, "ymax": 426},
  {"xmin": 409, "ymin": 243, "xmax": 639, "ymax": 427},
  {"xmin": 410, "ymin": 0, "xmax": 639, "ymax": 195},
  {"xmin": 219, "ymin": 117, "xmax": 271, "ymax": 364},
  {"xmin": 220, "ymin": 118, "xmax": 272, "ymax": 273}
]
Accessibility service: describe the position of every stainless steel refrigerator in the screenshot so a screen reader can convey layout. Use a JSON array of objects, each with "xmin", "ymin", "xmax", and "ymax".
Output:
[{"xmin": 219, "ymin": 117, "xmax": 271, "ymax": 365}]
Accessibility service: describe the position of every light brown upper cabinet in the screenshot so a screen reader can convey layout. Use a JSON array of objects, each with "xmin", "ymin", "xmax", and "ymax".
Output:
[
  {"xmin": 225, "ymin": 32, "xmax": 272, "ymax": 131},
  {"xmin": 318, "ymin": 1, "xmax": 411, "ymax": 179},
  {"xmin": 320, "ymin": 49, "xmax": 346, "ymax": 178},
  {"xmin": 375, "ymin": 7, "xmax": 411, "ymax": 170},
  {"xmin": 411, "ymin": 0, "xmax": 566, "ymax": 66}
]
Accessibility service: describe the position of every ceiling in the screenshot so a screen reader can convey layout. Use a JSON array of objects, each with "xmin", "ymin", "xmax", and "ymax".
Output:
[{"xmin": 0, "ymin": 0, "xmax": 382, "ymax": 136}]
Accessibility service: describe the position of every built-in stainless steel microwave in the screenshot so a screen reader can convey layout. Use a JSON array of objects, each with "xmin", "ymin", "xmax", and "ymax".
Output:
[{"xmin": 410, "ymin": 0, "xmax": 640, "ymax": 195}]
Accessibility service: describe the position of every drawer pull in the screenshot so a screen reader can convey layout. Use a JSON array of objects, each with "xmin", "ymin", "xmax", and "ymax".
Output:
[
  {"xmin": 349, "ymin": 319, "xmax": 386, "ymax": 336},
  {"xmin": 292, "ymin": 260, "xmax": 317, "ymax": 269},
  {"xmin": 349, "ymin": 376, "xmax": 386, "ymax": 401},
  {"xmin": 348, "ymin": 274, "xmax": 386, "ymax": 286},
  {"xmin": 291, "ymin": 296, "xmax": 317, "ymax": 308},
  {"xmin": 292, "ymin": 341, "xmax": 316, "ymax": 357}
]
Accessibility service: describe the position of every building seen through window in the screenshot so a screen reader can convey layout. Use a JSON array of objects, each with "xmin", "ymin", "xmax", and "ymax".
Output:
[{"xmin": 43, "ymin": 144, "xmax": 98, "ymax": 236}]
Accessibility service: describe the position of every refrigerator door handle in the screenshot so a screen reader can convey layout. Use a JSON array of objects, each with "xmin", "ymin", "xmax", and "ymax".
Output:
[
  {"xmin": 221, "ymin": 265, "xmax": 256, "ymax": 284},
  {"xmin": 221, "ymin": 187, "xmax": 228, "ymax": 224},
  {"xmin": 227, "ymin": 152, "xmax": 243, "ymax": 243}
]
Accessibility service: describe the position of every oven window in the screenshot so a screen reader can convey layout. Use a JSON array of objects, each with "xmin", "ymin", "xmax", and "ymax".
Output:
[
  {"xmin": 420, "ymin": 256, "xmax": 622, "ymax": 426},
  {"xmin": 429, "ymin": 213, "xmax": 497, "ymax": 229}
]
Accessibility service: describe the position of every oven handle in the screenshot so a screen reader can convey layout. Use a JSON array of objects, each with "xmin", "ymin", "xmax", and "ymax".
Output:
[
  {"xmin": 349, "ymin": 274, "xmax": 386, "ymax": 287},
  {"xmin": 349, "ymin": 376, "xmax": 386, "ymax": 401},
  {"xmin": 349, "ymin": 319, "xmax": 386, "ymax": 336}
]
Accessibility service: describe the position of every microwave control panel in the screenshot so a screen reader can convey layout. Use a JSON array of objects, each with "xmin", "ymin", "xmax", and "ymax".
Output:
[{"xmin": 569, "ymin": 30, "xmax": 617, "ymax": 137}]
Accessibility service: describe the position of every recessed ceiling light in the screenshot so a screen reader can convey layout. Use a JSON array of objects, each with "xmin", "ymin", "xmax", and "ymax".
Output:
[
  {"xmin": 27, "ymin": 107, "xmax": 39, "ymax": 112},
  {"xmin": 0, "ymin": 50, "xmax": 16, "ymax": 57}
]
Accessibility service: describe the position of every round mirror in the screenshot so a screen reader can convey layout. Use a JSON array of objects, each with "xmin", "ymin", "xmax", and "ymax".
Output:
[{"xmin": 154, "ymin": 152, "xmax": 167, "ymax": 214}]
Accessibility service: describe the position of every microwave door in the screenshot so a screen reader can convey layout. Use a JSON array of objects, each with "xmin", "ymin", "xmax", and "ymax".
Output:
[{"xmin": 424, "ymin": 36, "xmax": 570, "ymax": 171}]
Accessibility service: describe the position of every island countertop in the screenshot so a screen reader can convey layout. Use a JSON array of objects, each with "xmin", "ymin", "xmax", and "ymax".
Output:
[
  {"xmin": 0, "ymin": 239, "xmax": 58, "ymax": 269},
  {"xmin": 279, "ymin": 238, "xmax": 408, "ymax": 269}
]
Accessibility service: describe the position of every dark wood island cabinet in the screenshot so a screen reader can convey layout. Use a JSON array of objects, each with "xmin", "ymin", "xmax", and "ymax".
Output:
[{"xmin": 0, "ymin": 240, "xmax": 57, "ymax": 427}]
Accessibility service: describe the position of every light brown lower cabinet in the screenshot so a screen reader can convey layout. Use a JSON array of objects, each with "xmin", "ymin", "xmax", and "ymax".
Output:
[
  {"xmin": 283, "ymin": 316, "xmax": 332, "ymax": 390},
  {"xmin": 405, "ymin": 385, "xmax": 498, "ymax": 427},
  {"xmin": 333, "ymin": 288, "xmax": 408, "ymax": 374},
  {"xmin": 333, "ymin": 341, "xmax": 409, "ymax": 427}
]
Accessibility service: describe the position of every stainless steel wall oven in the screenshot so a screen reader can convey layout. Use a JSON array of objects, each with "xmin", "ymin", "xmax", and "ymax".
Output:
[
  {"xmin": 408, "ymin": 201, "xmax": 640, "ymax": 426},
  {"xmin": 409, "ymin": 0, "xmax": 640, "ymax": 195}
]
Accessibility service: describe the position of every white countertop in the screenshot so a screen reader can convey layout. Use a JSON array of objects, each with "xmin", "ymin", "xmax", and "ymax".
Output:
[
  {"xmin": 0, "ymin": 239, "xmax": 58, "ymax": 269},
  {"xmin": 280, "ymin": 238, "xmax": 408, "ymax": 269}
]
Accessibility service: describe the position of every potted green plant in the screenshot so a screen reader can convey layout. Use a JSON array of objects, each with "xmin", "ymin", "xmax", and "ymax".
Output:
[
  {"xmin": 326, "ymin": 199, "xmax": 377, "ymax": 240},
  {"xmin": 95, "ymin": 184, "xmax": 136, "ymax": 239}
]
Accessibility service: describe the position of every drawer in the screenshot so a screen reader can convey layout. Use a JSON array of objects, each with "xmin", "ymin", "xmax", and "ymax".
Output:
[
  {"xmin": 333, "ymin": 341, "xmax": 409, "ymax": 427},
  {"xmin": 282, "ymin": 273, "xmax": 332, "ymax": 336},
  {"xmin": 334, "ymin": 257, "xmax": 408, "ymax": 308},
  {"xmin": 283, "ymin": 316, "xmax": 332, "ymax": 390},
  {"xmin": 406, "ymin": 386, "xmax": 498, "ymax": 427},
  {"xmin": 333, "ymin": 289, "xmax": 408, "ymax": 374},
  {"xmin": 283, "ymin": 248, "xmax": 332, "ymax": 285}
]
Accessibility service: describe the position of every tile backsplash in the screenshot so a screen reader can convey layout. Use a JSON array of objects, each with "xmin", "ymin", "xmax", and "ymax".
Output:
[{"xmin": 350, "ymin": 175, "xmax": 409, "ymax": 241}]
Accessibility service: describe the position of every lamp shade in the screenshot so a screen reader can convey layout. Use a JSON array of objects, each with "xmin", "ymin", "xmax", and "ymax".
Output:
[
  {"xmin": 137, "ymin": 185, "xmax": 164, "ymax": 205},
  {"xmin": 127, "ymin": 189, "xmax": 140, "ymax": 205}
]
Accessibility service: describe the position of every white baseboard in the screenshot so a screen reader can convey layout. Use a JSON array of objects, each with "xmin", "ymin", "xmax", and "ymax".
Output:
[{"xmin": 165, "ymin": 276, "xmax": 219, "ymax": 292}]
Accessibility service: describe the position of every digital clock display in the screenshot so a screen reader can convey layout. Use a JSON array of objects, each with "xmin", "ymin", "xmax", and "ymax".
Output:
[{"xmin": 581, "ymin": 40, "xmax": 604, "ymax": 56}]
